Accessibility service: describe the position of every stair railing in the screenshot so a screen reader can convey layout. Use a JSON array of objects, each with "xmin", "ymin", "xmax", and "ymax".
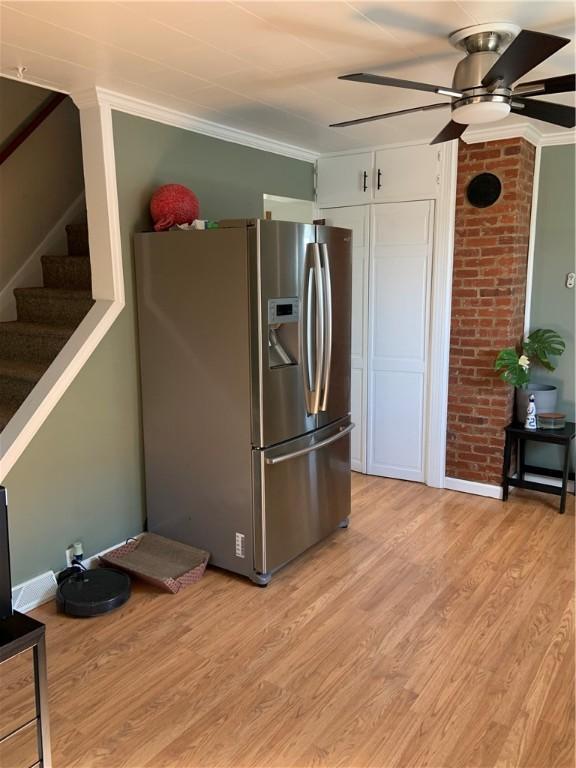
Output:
[{"xmin": 0, "ymin": 92, "xmax": 67, "ymax": 166}]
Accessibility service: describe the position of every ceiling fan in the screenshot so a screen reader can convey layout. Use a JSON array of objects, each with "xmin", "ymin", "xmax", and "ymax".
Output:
[{"xmin": 330, "ymin": 24, "xmax": 576, "ymax": 144}]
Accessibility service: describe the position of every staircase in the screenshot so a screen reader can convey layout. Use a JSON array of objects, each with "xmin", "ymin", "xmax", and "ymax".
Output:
[{"xmin": 0, "ymin": 218, "xmax": 94, "ymax": 432}]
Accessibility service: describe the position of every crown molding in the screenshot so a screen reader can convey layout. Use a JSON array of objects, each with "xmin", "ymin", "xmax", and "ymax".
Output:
[
  {"xmin": 463, "ymin": 121, "xmax": 541, "ymax": 146},
  {"xmin": 463, "ymin": 120, "xmax": 575, "ymax": 147},
  {"xmin": 70, "ymin": 86, "xmax": 107, "ymax": 111},
  {"xmin": 70, "ymin": 86, "xmax": 319, "ymax": 163},
  {"xmin": 538, "ymin": 130, "xmax": 576, "ymax": 146}
]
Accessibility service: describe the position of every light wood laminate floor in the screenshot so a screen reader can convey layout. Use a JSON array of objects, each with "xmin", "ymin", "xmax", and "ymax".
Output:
[{"xmin": 2, "ymin": 474, "xmax": 574, "ymax": 768}]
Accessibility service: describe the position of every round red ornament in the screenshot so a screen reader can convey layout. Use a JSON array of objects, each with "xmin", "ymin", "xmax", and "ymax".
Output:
[{"xmin": 150, "ymin": 184, "xmax": 200, "ymax": 231}]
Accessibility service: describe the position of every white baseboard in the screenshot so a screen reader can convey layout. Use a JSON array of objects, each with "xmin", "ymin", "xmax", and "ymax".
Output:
[
  {"xmin": 0, "ymin": 192, "xmax": 85, "ymax": 320},
  {"xmin": 11, "ymin": 534, "xmax": 141, "ymax": 614},
  {"xmin": 444, "ymin": 477, "xmax": 503, "ymax": 499}
]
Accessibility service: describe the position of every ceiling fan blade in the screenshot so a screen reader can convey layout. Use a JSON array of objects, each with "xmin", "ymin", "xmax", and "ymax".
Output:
[
  {"xmin": 430, "ymin": 120, "xmax": 467, "ymax": 145},
  {"xmin": 339, "ymin": 73, "xmax": 462, "ymax": 97},
  {"xmin": 513, "ymin": 73, "xmax": 576, "ymax": 97},
  {"xmin": 482, "ymin": 29, "xmax": 570, "ymax": 88},
  {"xmin": 512, "ymin": 97, "xmax": 576, "ymax": 128},
  {"xmin": 330, "ymin": 102, "xmax": 450, "ymax": 128}
]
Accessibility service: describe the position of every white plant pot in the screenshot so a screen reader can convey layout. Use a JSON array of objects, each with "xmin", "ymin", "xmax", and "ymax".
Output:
[{"xmin": 516, "ymin": 385, "xmax": 558, "ymax": 423}]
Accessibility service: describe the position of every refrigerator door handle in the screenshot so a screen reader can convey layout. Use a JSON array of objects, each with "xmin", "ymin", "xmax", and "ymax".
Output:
[
  {"xmin": 313, "ymin": 244, "xmax": 325, "ymax": 415},
  {"xmin": 265, "ymin": 423, "xmax": 354, "ymax": 465},
  {"xmin": 302, "ymin": 244, "xmax": 324, "ymax": 415},
  {"xmin": 305, "ymin": 266, "xmax": 314, "ymax": 391},
  {"xmin": 301, "ymin": 263, "xmax": 314, "ymax": 413},
  {"xmin": 319, "ymin": 243, "xmax": 333, "ymax": 412}
]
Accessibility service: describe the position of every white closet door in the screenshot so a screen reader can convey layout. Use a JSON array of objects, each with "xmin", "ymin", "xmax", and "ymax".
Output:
[
  {"xmin": 320, "ymin": 205, "xmax": 369, "ymax": 472},
  {"xmin": 368, "ymin": 201, "xmax": 433, "ymax": 482}
]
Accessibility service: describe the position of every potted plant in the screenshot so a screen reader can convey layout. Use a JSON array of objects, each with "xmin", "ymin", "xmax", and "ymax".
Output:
[{"xmin": 495, "ymin": 328, "xmax": 566, "ymax": 422}]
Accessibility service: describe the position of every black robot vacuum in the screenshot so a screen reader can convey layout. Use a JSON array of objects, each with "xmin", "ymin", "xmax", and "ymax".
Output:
[{"xmin": 57, "ymin": 567, "xmax": 131, "ymax": 617}]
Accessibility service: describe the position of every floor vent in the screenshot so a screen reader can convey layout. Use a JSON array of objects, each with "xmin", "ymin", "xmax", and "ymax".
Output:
[{"xmin": 12, "ymin": 570, "xmax": 57, "ymax": 613}]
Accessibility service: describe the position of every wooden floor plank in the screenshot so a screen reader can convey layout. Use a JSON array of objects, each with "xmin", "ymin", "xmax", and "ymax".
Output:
[{"xmin": 2, "ymin": 474, "xmax": 572, "ymax": 768}]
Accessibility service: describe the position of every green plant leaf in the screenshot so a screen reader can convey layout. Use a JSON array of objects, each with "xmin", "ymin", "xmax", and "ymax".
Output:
[
  {"xmin": 524, "ymin": 328, "xmax": 565, "ymax": 371},
  {"xmin": 495, "ymin": 348, "xmax": 530, "ymax": 387}
]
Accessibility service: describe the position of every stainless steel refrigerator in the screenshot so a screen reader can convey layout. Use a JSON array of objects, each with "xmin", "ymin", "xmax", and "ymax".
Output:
[{"xmin": 134, "ymin": 219, "xmax": 352, "ymax": 585}]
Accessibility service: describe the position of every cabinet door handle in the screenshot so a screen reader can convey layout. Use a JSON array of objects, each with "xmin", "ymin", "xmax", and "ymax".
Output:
[
  {"xmin": 362, "ymin": 171, "xmax": 368, "ymax": 192},
  {"xmin": 377, "ymin": 168, "xmax": 382, "ymax": 190}
]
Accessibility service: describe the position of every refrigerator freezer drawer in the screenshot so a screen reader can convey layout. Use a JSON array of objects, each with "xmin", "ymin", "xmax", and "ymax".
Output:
[{"xmin": 253, "ymin": 418, "xmax": 352, "ymax": 576}]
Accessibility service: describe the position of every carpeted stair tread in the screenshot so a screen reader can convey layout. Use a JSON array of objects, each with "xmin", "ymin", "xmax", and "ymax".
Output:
[
  {"xmin": 0, "ymin": 358, "xmax": 49, "ymax": 406},
  {"xmin": 14, "ymin": 287, "xmax": 93, "ymax": 300},
  {"xmin": 0, "ymin": 320, "xmax": 78, "ymax": 339},
  {"xmin": 0, "ymin": 321, "xmax": 78, "ymax": 363},
  {"xmin": 0, "ymin": 402, "xmax": 18, "ymax": 432},
  {"xmin": 41, "ymin": 254, "xmax": 92, "ymax": 290},
  {"xmin": 0, "ymin": 358, "xmax": 48, "ymax": 383},
  {"xmin": 1, "ymin": 209, "xmax": 92, "ymax": 434},
  {"xmin": 14, "ymin": 287, "xmax": 94, "ymax": 325}
]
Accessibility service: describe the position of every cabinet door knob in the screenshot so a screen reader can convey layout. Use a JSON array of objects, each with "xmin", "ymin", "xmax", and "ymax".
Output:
[
  {"xmin": 377, "ymin": 168, "xmax": 382, "ymax": 190},
  {"xmin": 362, "ymin": 171, "xmax": 368, "ymax": 192}
]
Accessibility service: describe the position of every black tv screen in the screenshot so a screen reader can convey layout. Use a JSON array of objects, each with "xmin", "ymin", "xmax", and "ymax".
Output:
[{"xmin": 0, "ymin": 486, "xmax": 12, "ymax": 619}]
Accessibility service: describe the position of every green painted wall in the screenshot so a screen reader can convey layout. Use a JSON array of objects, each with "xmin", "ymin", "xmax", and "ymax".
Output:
[
  {"xmin": 528, "ymin": 144, "xmax": 575, "ymax": 469},
  {"xmin": 111, "ymin": 111, "xmax": 314, "ymax": 224},
  {"xmin": 5, "ymin": 110, "xmax": 314, "ymax": 585}
]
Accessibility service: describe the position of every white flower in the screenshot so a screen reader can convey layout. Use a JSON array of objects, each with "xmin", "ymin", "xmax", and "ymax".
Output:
[{"xmin": 518, "ymin": 354, "xmax": 530, "ymax": 371}]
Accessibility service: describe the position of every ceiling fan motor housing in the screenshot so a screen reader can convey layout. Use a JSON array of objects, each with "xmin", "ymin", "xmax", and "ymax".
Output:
[{"xmin": 450, "ymin": 28, "xmax": 518, "ymax": 124}]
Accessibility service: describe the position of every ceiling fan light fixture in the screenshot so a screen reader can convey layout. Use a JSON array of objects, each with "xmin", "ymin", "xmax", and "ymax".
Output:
[
  {"xmin": 332, "ymin": 24, "xmax": 575, "ymax": 142},
  {"xmin": 452, "ymin": 99, "xmax": 511, "ymax": 124}
]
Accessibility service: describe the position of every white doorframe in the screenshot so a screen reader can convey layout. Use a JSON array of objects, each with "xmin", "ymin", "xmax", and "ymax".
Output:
[
  {"xmin": 426, "ymin": 141, "xmax": 458, "ymax": 487},
  {"xmin": 523, "ymin": 144, "xmax": 542, "ymax": 334}
]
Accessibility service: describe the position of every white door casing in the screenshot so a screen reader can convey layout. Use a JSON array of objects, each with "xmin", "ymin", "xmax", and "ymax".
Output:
[
  {"xmin": 367, "ymin": 200, "xmax": 434, "ymax": 482},
  {"xmin": 319, "ymin": 205, "xmax": 369, "ymax": 472}
]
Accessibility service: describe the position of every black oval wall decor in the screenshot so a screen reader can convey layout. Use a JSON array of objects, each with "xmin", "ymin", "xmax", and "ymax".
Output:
[{"xmin": 466, "ymin": 172, "xmax": 502, "ymax": 208}]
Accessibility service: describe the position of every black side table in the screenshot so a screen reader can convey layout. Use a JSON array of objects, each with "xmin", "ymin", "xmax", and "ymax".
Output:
[
  {"xmin": 0, "ymin": 611, "xmax": 52, "ymax": 767},
  {"xmin": 502, "ymin": 421, "xmax": 576, "ymax": 514}
]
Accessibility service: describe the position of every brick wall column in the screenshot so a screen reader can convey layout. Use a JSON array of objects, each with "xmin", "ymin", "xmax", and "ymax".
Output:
[{"xmin": 446, "ymin": 138, "xmax": 536, "ymax": 485}]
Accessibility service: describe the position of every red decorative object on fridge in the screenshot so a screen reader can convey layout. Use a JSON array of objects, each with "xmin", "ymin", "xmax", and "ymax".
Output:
[{"xmin": 150, "ymin": 184, "xmax": 200, "ymax": 231}]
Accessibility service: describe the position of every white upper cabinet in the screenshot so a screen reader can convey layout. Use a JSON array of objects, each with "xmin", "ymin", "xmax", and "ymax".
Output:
[
  {"xmin": 317, "ymin": 144, "xmax": 441, "ymax": 207},
  {"xmin": 374, "ymin": 145, "xmax": 440, "ymax": 201},
  {"xmin": 316, "ymin": 152, "xmax": 373, "ymax": 206}
]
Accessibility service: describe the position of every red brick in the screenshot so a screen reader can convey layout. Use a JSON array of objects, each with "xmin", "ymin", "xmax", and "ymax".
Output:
[{"xmin": 446, "ymin": 137, "xmax": 535, "ymax": 484}]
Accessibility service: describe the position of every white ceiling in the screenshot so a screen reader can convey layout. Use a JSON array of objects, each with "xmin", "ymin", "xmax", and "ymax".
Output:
[{"xmin": 1, "ymin": 1, "xmax": 575, "ymax": 153}]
